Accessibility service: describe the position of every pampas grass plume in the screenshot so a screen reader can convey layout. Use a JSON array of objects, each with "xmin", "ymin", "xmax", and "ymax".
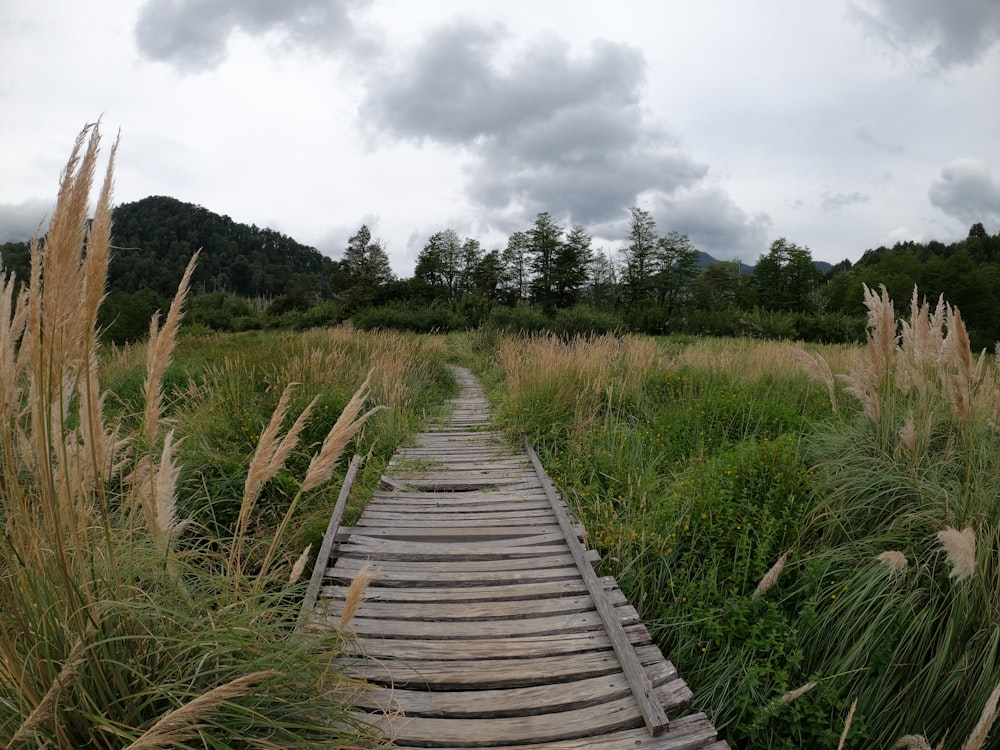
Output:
[
  {"xmin": 961, "ymin": 682, "xmax": 1000, "ymax": 750},
  {"xmin": 752, "ymin": 552, "xmax": 788, "ymax": 599},
  {"xmin": 124, "ymin": 670, "xmax": 278, "ymax": 750},
  {"xmin": 780, "ymin": 680, "xmax": 817, "ymax": 703},
  {"xmin": 937, "ymin": 526, "xmax": 976, "ymax": 582},
  {"xmin": 289, "ymin": 544, "xmax": 311, "ymax": 585},
  {"xmin": 892, "ymin": 736, "xmax": 933, "ymax": 750},
  {"xmin": 340, "ymin": 565, "xmax": 380, "ymax": 629},
  {"xmin": 877, "ymin": 550, "xmax": 909, "ymax": 572},
  {"xmin": 837, "ymin": 698, "xmax": 858, "ymax": 750}
]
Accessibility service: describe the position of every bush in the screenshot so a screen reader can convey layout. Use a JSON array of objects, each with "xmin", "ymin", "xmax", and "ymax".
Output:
[
  {"xmin": 352, "ymin": 302, "xmax": 467, "ymax": 332},
  {"xmin": 484, "ymin": 304, "xmax": 551, "ymax": 334},
  {"xmin": 551, "ymin": 305, "xmax": 624, "ymax": 338}
]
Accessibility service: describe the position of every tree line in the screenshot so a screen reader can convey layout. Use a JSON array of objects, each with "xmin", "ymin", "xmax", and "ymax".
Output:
[{"xmin": 2, "ymin": 195, "xmax": 998, "ymax": 346}]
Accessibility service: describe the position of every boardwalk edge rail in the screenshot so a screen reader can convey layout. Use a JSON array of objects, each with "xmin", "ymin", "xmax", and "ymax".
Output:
[
  {"xmin": 297, "ymin": 453, "xmax": 363, "ymax": 631},
  {"xmin": 525, "ymin": 441, "xmax": 670, "ymax": 736}
]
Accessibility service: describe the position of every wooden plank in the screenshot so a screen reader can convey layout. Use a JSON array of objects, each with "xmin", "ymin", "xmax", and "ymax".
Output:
[
  {"xmin": 296, "ymin": 454, "xmax": 361, "ymax": 627},
  {"xmin": 346, "ymin": 647, "xmax": 634, "ymax": 687},
  {"xmin": 356, "ymin": 693, "xmax": 647, "ymax": 745},
  {"xmin": 368, "ymin": 490, "xmax": 548, "ymax": 502},
  {"xmin": 320, "ymin": 579, "xmax": 590, "ymax": 603},
  {"xmin": 335, "ymin": 609, "xmax": 608, "ymax": 639},
  {"xmin": 324, "ymin": 593, "xmax": 598, "ymax": 621},
  {"xmin": 353, "ymin": 510, "xmax": 555, "ymax": 524},
  {"xmin": 352, "ymin": 714, "xmax": 720, "ymax": 750},
  {"xmin": 335, "ymin": 523, "xmax": 563, "ymax": 539},
  {"xmin": 526, "ymin": 443, "xmax": 670, "ymax": 736},
  {"xmin": 357, "ymin": 665, "xmax": 684, "ymax": 718},
  {"xmin": 328, "ymin": 552, "xmax": 581, "ymax": 573},
  {"xmin": 341, "ymin": 631, "xmax": 613, "ymax": 660},
  {"xmin": 326, "ymin": 566, "xmax": 582, "ymax": 585}
]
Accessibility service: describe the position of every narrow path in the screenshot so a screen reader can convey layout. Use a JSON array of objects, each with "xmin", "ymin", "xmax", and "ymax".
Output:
[{"xmin": 306, "ymin": 366, "xmax": 728, "ymax": 749}]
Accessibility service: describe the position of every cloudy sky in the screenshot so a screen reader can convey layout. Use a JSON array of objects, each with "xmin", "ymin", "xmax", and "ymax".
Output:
[{"xmin": 2, "ymin": 0, "xmax": 999, "ymax": 274}]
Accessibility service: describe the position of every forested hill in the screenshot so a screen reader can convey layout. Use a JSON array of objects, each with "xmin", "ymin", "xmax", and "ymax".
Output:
[{"xmin": 108, "ymin": 196, "xmax": 334, "ymax": 299}]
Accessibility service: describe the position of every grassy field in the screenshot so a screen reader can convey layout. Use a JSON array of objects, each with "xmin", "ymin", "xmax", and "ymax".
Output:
[
  {"xmin": 0, "ymin": 127, "xmax": 453, "ymax": 748},
  {"xmin": 5, "ymin": 124, "xmax": 999, "ymax": 748},
  {"xmin": 468, "ymin": 317, "xmax": 1000, "ymax": 749}
]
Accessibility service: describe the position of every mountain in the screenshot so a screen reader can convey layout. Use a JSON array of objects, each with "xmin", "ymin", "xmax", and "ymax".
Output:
[{"xmin": 108, "ymin": 196, "xmax": 335, "ymax": 299}]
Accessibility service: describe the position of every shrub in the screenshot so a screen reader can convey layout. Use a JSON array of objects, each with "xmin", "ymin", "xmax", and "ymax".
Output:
[{"xmin": 353, "ymin": 301, "xmax": 467, "ymax": 332}]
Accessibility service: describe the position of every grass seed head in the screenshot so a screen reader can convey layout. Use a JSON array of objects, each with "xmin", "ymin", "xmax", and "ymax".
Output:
[
  {"xmin": 936, "ymin": 525, "xmax": 977, "ymax": 582},
  {"xmin": 877, "ymin": 550, "xmax": 909, "ymax": 572},
  {"xmin": 752, "ymin": 552, "xmax": 788, "ymax": 599}
]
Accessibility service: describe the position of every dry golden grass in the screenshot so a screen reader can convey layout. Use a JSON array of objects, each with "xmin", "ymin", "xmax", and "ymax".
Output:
[
  {"xmin": 497, "ymin": 333, "xmax": 665, "ymax": 431},
  {"xmin": 123, "ymin": 671, "xmax": 279, "ymax": 750},
  {"xmin": 142, "ymin": 252, "xmax": 198, "ymax": 446},
  {"xmin": 288, "ymin": 544, "xmax": 311, "ymax": 585},
  {"xmin": 6, "ymin": 625, "xmax": 94, "ymax": 748},
  {"xmin": 671, "ymin": 337, "xmax": 856, "ymax": 384},
  {"xmin": 301, "ymin": 371, "xmax": 384, "ymax": 493}
]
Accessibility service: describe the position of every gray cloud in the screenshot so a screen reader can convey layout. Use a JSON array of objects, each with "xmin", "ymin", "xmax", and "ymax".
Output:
[
  {"xmin": 821, "ymin": 190, "xmax": 871, "ymax": 210},
  {"xmin": 0, "ymin": 198, "xmax": 50, "ymax": 244},
  {"xmin": 363, "ymin": 22, "xmax": 709, "ymax": 231},
  {"xmin": 135, "ymin": 0, "xmax": 370, "ymax": 71},
  {"xmin": 929, "ymin": 159, "xmax": 1000, "ymax": 228},
  {"xmin": 850, "ymin": 0, "xmax": 1000, "ymax": 67},
  {"xmin": 650, "ymin": 186, "xmax": 773, "ymax": 260},
  {"xmin": 855, "ymin": 125, "xmax": 904, "ymax": 155}
]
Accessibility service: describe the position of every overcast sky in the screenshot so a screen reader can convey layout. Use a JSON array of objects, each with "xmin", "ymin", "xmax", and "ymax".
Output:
[{"xmin": 2, "ymin": 0, "xmax": 999, "ymax": 274}]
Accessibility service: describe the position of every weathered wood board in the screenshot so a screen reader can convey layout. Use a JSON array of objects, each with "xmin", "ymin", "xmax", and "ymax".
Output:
[{"xmin": 302, "ymin": 365, "xmax": 728, "ymax": 749}]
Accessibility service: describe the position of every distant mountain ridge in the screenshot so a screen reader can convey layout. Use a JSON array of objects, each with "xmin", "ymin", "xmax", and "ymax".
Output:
[{"xmin": 107, "ymin": 196, "xmax": 335, "ymax": 299}]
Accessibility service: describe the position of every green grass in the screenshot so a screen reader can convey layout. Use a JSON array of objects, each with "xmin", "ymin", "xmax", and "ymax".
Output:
[{"xmin": 473, "ymin": 326, "xmax": 1000, "ymax": 749}]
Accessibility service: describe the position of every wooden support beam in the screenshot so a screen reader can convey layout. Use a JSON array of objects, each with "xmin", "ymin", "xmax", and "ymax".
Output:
[
  {"xmin": 297, "ymin": 454, "xmax": 362, "ymax": 630},
  {"xmin": 525, "ymin": 442, "xmax": 670, "ymax": 736}
]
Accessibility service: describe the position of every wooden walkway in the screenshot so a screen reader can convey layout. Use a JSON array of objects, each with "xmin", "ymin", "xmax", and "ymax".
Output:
[{"xmin": 302, "ymin": 367, "xmax": 728, "ymax": 749}]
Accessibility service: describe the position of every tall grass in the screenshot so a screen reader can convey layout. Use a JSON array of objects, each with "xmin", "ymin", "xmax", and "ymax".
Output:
[
  {"xmin": 481, "ymin": 324, "xmax": 1000, "ymax": 747},
  {"xmin": 478, "ymin": 331, "xmax": 832, "ymax": 746},
  {"xmin": 0, "ymin": 125, "xmax": 385, "ymax": 748},
  {"xmin": 796, "ymin": 285, "xmax": 1000, "ymax": 748}
]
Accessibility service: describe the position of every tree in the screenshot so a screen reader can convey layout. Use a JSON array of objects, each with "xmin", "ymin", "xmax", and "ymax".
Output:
[
  {"xmin": 526, "ymin": 212, "xmax": 564, "ymax": 310},
  {"xmin": 622, "ymin": 207, "xmax": 658, "ymax": 303},
  {"xmin": 691, "ymin": 261, "xmax": 742, "ymax": 312},
  {"xmin": 500, "ymin": 231, "xmax": 531, "ymax": 304},
  {"xmin": 414, "ymin": 229, "xmax": 462, "ymax": 297},
  {"xmin": 551, "ymin": 225, "xmax": 593, "ymax": 308},
  {"xmin": 653, "ymin": 231, "xmax": 700, "ymax": 309},
  {"xmin": 751, "ymin": 238, "xmax": 822, "ymax": 312},
  {"xmin": 588, "ymin": 250, "xmax": 620, "ymax": 308},
  {"xmin": 342, "ymin": 224, "xmax": 395, "ymax": 289},
  {"xmin": 459, "ymin": 238, "xmax": 483, "ymax": 296},
  {"xmin": 472, "ymin": 249, "xmax": 506, "ymax": 300}
]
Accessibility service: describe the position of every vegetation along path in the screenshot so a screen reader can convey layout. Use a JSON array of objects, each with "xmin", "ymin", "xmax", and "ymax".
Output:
[{"xmin": 301, "ymin": 366, "xmax": 728, "ymax": 749}]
